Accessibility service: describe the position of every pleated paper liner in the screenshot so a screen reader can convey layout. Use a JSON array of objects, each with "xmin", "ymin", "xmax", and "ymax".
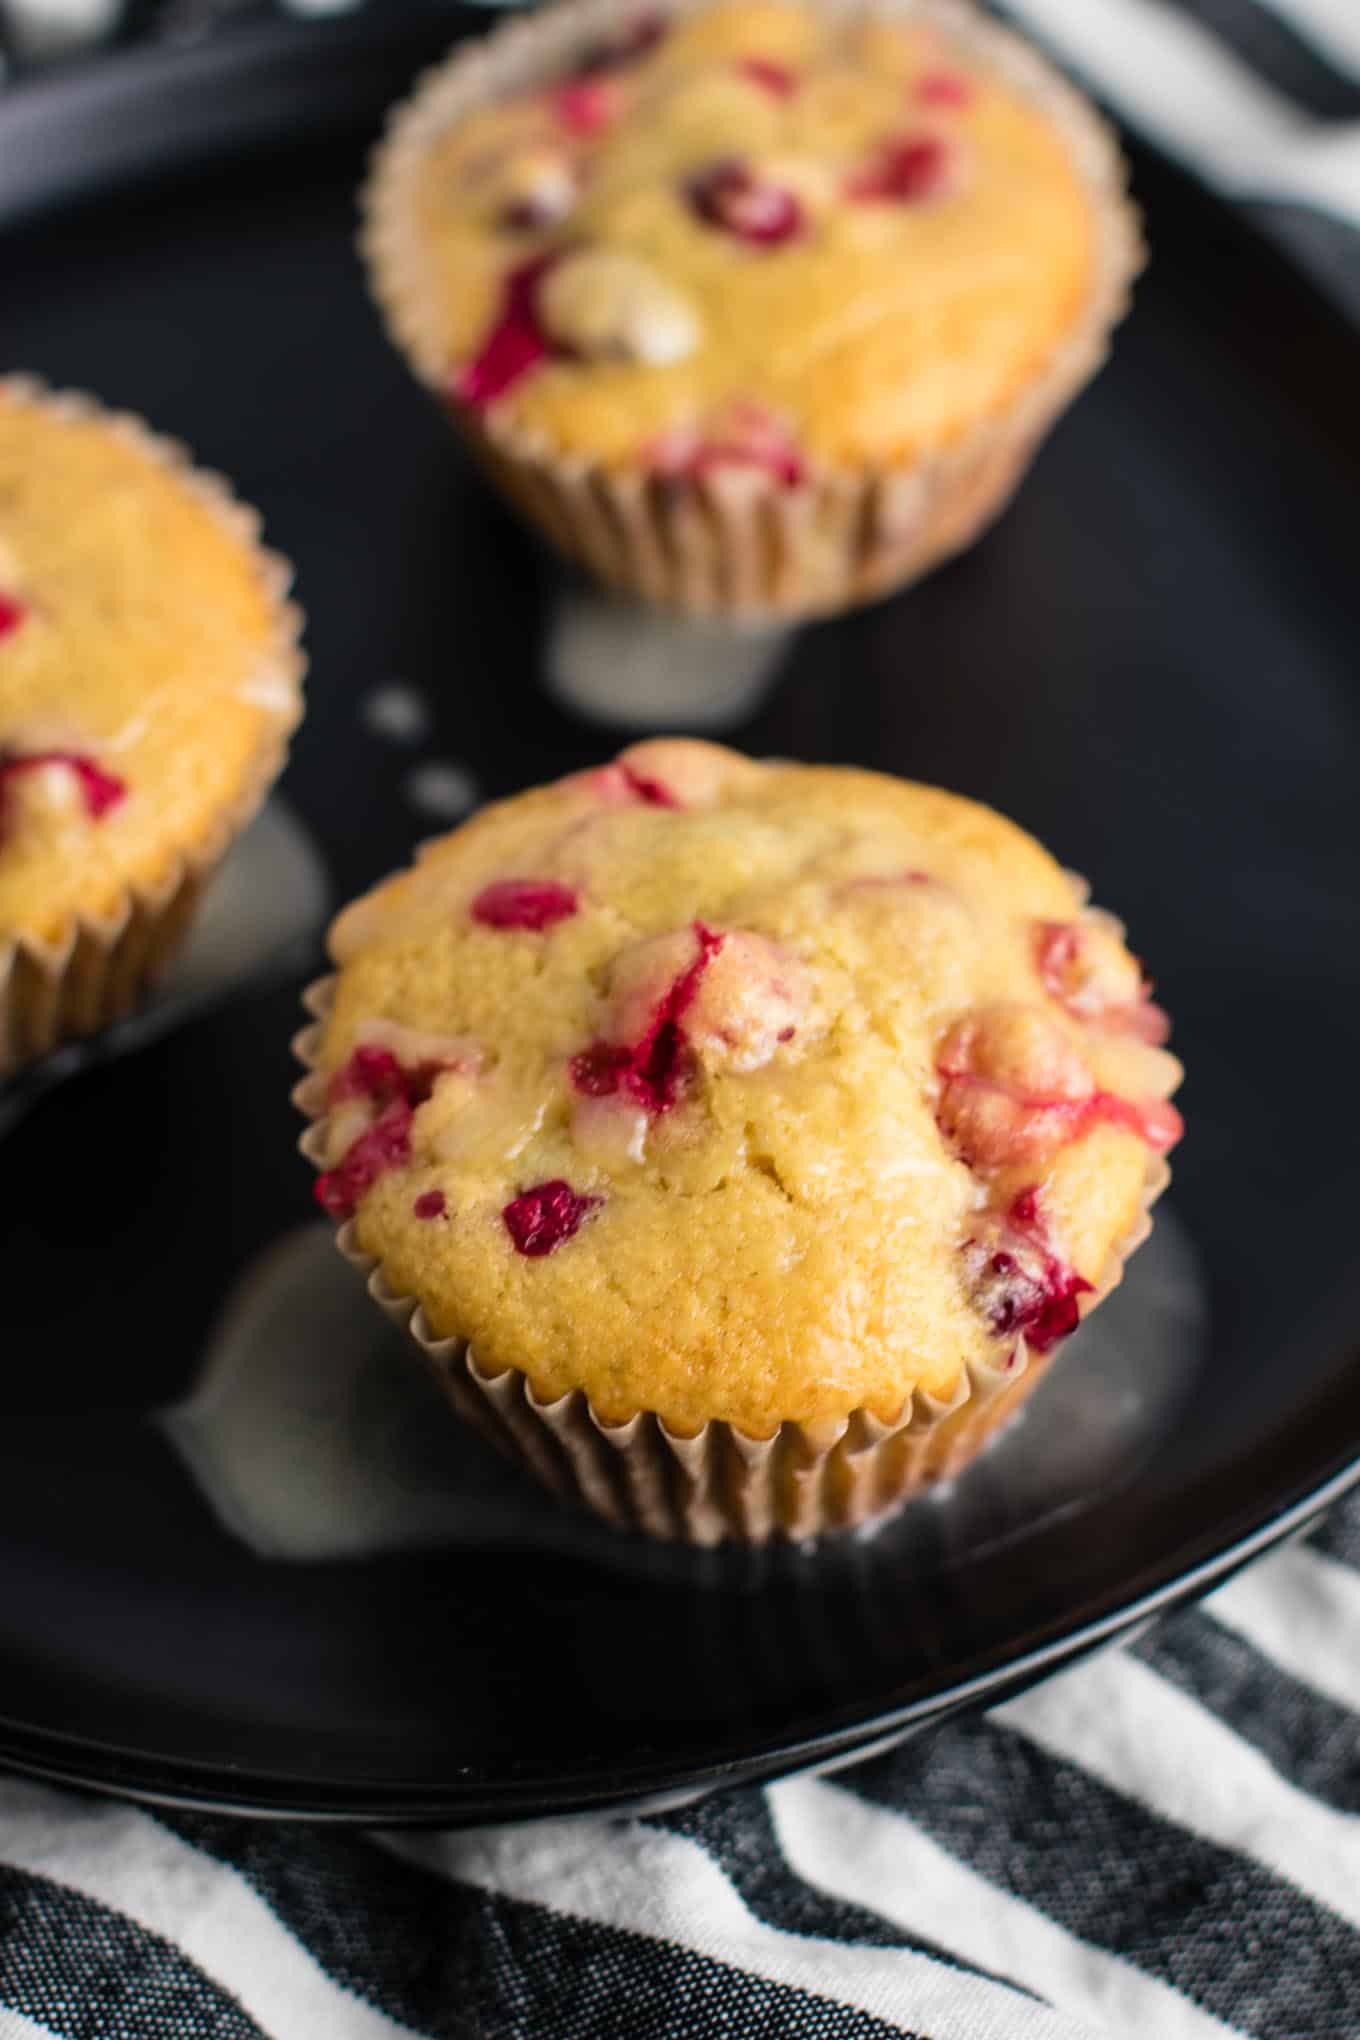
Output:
[
  {"xmin": 0, "ymin": 378, "xmax": 306, "ymax": 1079},
  {"xmin": 360, "ymin": 0, "xmax": 1143, "ymax": 623},
  {"xmin": 295, "ymin": 974, "xmax": 1170, "ymax": 1546}
]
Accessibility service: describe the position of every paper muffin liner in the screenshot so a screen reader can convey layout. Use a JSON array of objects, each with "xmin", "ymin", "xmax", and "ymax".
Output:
[
  {"xmin": 0, "ymin": 377, "xmax": 306, "ymax": 1080},
  {"xmin": 294, "ymin": 974, "xmax": 1170, "ymax": 1545},
  {"xmin": 360, "ymin": 0, "xmax": 1144, "ymax": 622}
]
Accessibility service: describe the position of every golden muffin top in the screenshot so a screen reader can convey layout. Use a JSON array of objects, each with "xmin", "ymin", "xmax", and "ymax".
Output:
[
  {"xmin": 307, "ymin": 741, "xmax": 1181, "ymax": 1437},
  {"xmin": 0, "ymin": 382, "xmax": 300, "ymax": 952},
  {"xmin": 371, "ymin": 0, "xmax": 1111, "ymax": 474}
]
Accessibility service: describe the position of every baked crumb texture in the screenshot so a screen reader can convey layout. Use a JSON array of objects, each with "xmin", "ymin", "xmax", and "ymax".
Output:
[{"xmin": 308, "ymin": 741, "xmax": 1181, "ymax": 1443}]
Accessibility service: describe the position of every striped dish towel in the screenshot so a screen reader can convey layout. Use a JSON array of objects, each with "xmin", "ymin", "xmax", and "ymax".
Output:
[
  {"xmin": 1, "ymin": 2, "xmax": 1358, "ymax": 2036},
  {"xmin": 1003, "ymin": 0, "xmax": 1360, "ymax": 320}
]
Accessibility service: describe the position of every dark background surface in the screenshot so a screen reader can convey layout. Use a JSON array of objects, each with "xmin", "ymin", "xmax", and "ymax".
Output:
[{"xmin": 0, "ymin": 15, "xmax": 1358, "ymax": 1817}]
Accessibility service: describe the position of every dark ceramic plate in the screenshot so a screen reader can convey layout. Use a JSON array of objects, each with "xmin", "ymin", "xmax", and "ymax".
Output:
[{"xmin": 1, "ymin": 11, "xmax": 1358, "ymax": 1824}]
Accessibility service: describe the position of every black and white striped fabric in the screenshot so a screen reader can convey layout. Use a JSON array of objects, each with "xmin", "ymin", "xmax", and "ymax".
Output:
[
  {"xmin": 2, "ymin": 2, "xmax": 1359, "ymax": 2034},
  {"xmin": 1007, "ymin": 0, "xmax": 1360, "ymax": 321},
  {"xmin": 1, "ymin": 1500, "xmax": 1359, "ymax": 2036}
]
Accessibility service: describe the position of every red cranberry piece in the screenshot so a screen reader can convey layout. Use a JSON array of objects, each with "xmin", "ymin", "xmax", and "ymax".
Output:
[
  {"xmin": 500, "ymin": 188, "xmax": 573, "ymax": 235},
  {"xmin": 698, "ymin": 432, "xmax": 802, "ymax": 486},
  {"xmin": 981, "ymin": 1247, "xmax": 1092, "ymax": 1352},
  {"xmin": 622, "ymin": 919, "xmax": 725, "ymax": 1111},
  {"xmin": 686, "ymin": 159, "xmax": 804, "ymax": 247},
  {"xmin": 1034, "ymin": 920, "xmax": 1081, "ymax": 998},
  {"xmin": 940, "ymin": 1063, "xmax": 1181, "ymax": 1164},
  {"xmin": 455, "ymin": 254, "xmax": 560, "ymax": 412},
  {"xmin": 577, "ymin": 760, "xmax": 685, "ymax": 807},
  {"xmin": 413, "ymin": 1189, "xmax": 447, "ymax": 1220},
  {"xmin": 916, "ymin": 70, "xmax": 973, "ymax": 108},
  {"xmin": 326, "ymin": 1045, "xmax": 446, "ymax": 1112},
  {"xmin": 569, "ymin": 1041, "xmax": 635, "ymax": 1098},
  {"xmin": 328, "ymin": 1044, "xmax": 402, "ymax": 1106},
  {"xmin": 937, "ymin": 1074, "xmax": 1086, "ymax": 1168},
  {"xmin": 649, "ymin": 403, "xmax": 804, "ymax": 489},
  {"xmin": 315, "ymin": 1098, "xmax": 414, "ymax": 1221},
  {"xmin": 554, "ymin": 77, "xmax": 620, "ymax": 135},
  {"xmin": 935, "ymin": 1006, "xmax": 1094, "ymax": 1168},
  {"xmin": 847, "ymin": 134, "xmax": 953, "ymax": 202},
  {"xmin": 0, "ymin": 595, "xmax": 27, "ymax": 640},
  {"xmin": 935, "ymin": 1004, "xmax": 1180, "ymax": 1166},
  {"xmin": 317, "ymin": 1047, "xmax": 458, "ymax": 1219},
  {"xmin": 0, "ymin": 750, "xmax": 127, "ymax": 836},
  {"xmin": 585, "ymin": 741, "xmax": 743, "ymax": 809},
  {"xmin": 1035, "ymin": 920, "xmax": 1171, "ymax": 1046},
  {"xmin": 1097, "ymin": 1094, "xmax": 1184, "ymax": 1153},
  {"xmin": 64, "ymin": 756, "xmax": 125, "ymax": 818},
  {"xmin": 553, "ymin": 18, "xmax": 666, "ymax": 130},
  {"xmin": 569, "ymin": 920, "xmax": 724, "ymax": 1115},
  {"xmin": 503, "ymin": 1178, "xmax": 602, "ymax": 1256},
  {"xmin": 738, "ymin": 57, "xmax": 797, "ymax": 96},
  {"xmin": 964, "ymin": 1191, "xmax": 1094, "ymax": 1354},
  {"xmin": 619, "ymin": 761, "xmax": 680, "ymax": 808},
  {"xmin": 472, "ymin": 878, "xmax": 579, "ymax": 932},
  {"xmin": 841, "ymin": 870, "xmax": 935, "ymax": 896}
]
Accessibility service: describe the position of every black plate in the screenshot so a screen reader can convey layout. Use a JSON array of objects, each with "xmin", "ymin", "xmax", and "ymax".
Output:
[{"xmin": 2, "ymin": 12, "xmax": 1358, "ymax": 1824}]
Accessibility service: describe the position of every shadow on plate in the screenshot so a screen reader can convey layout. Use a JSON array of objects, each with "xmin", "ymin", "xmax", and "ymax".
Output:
[{"xmin": 163, "ymin": 1202, "xmax": 1209, "ymax": 1589}]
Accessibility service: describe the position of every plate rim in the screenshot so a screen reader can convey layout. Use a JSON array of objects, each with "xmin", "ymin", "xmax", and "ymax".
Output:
[{"xmin": 0, "ymin": 1445, "xmax": 1354, "ymax": 1825}]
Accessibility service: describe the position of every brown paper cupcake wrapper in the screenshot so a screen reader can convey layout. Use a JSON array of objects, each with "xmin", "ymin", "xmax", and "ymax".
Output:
[
  {"xmin": 360, "ymin": 0, "xmax": 1143, "ymax": 622},
  {"xmin": 0, "ymin": 377, "xmax": 306, "ymax": 1080},
  {"xmin": 293, "ymin": 974, "xmax": 1170, "ymax": 1545}
]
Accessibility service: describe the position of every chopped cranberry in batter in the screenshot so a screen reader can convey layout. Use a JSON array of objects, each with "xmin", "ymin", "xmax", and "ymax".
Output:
[
  {"xmin": 0, "ymin": 749, "xmax": 126, "ymax": 842},
  {"xmin": 503, "ymin": 1178, "xmax": 602, "ymax": 1255},
  {"xmin": 738, "ymin": 57, "xmax": 797, "ymax": 96},
  {"xmin": 963, "ymin": 1186, "xmax": 1093, "ymax": 1353},
  {"xmin": 577, "ymin": 745, "xmax": 693, "ymax": 808},
  {"xmin": 847, "ymin": 134, "xmax": 956, "ymax": 202},
  {"xmin": 686, "ymin": 159, "xmax": 804, "ymax": 246},
  {"xmin": 916, "ymin": 70, "xmax": 973, "ymax": 108},
  {"xmin": 571, "ymin": 921, "xmax": 725, "ymax": 1114},
  {"xmin": 455, "ymin": 254, "xmax": 561, "ymax": 410},
  {"xmin": 937, "ymin": 1002, "xmax": 1182, "ymax": 1168},
  {"xmin": 1035, "ymin": 919, "xmax": 1170, "ymax": 1044},
  {"xmin": 472, "ymin": 878, "xmax": 579, "ymax": 931},
  {"xmin": 315, "ymin": 1099, "xmax": 417, "ymax": 1221},
  {"xmin": 647, "ymin": 402, "xmax": 804, "ymax": 488},
  {"xmin": 317, "ymin": 1044, "xmax": 461, "ymax": 1218},
  {"xmin": 554, "ymin": 77, "xmax": 622, "ymax": 135},
  {"xmin": 619, "ymin": 761, "xmax": 680, "ymax": 807}
]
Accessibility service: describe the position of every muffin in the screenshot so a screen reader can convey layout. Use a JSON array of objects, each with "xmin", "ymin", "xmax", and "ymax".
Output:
[
  {"xmin": 0, "ymin": 378, "xmax": 304, "ymax": 1077},
  {"xmin": 295, "ymin": 739, "xmax": 1181, "ymax": 1543},
  {"xmin": 361, "ymin": 0, "xmax": 1139, "ymax": 621}
]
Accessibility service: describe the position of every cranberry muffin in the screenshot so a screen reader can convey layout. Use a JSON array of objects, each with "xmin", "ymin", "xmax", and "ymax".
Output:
[
  {"xmin": 296, "ymin": 740, "xmax": 1180, "ymax": 1542},
  {"xmin": 362, "ymin": 0, "xmax": 1139, "ymax": 619},
  {"xmin": 0, "ymin": 379, "xmax": 304, "ymax": 1076}
]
